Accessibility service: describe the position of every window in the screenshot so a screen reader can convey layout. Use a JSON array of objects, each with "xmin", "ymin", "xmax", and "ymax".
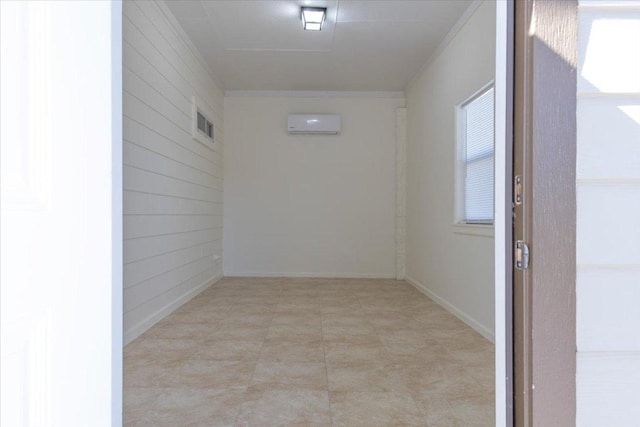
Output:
[
  {"xmin": 192, "ymin": 96, "xmax": 214, "ymax": 147},
  {"xmin": 456, "ymin": 84, "xmax": 495, "ymax": 227}
]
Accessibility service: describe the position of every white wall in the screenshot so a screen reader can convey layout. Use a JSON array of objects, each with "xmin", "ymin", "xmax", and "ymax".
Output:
[
  {"xmin": 223, "ymin": 93, "xmax": 405, "ymax": 278},
  {"xmin": 576, "ymin": 2, "xmax": 640, "ymax": 425},
  {"xmin": 405, "ymin": 1, "xmax": 496, "ymax": 340},
  {"xmin": 123, "ymin": 0, "xmax": 224, "ymax": 344}
]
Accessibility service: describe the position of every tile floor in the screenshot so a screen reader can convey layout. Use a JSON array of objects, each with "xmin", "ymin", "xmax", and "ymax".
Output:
[{"xmin": 124, "ymin": 278, "xmax": 495, "ymax": 426}]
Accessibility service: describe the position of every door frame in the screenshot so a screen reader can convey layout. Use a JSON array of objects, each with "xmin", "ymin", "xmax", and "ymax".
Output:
[{"xmin": 494, "ymin": 1, "xmax": 514, "ymax": 425}]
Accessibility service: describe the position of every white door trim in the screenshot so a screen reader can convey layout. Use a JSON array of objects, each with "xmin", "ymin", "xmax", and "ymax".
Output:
[{"xmin": 494, "ymin": 1, "xmax": 514, "ymax": 426}]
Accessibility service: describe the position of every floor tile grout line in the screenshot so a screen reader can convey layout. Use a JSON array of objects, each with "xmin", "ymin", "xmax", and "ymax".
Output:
[
  {"xmin": 124, "ymin": 278, "xmax": 494, "ymax": 426},
  {"xmin": 358, "ymin": 285, "xmax": 429, "ymax": 420},
  {"xmin": 232, "ymin": 286, "xmax": 282, "ymax": 427},
  {"xmin": 319, "ymin": 285, "xmax": 334, "ymax": 427}
]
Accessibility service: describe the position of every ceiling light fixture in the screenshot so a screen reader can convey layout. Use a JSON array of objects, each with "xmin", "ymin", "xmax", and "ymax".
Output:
[{"xmin": 301, "ymin": 7, "xmax": 326, "ymax": 31}]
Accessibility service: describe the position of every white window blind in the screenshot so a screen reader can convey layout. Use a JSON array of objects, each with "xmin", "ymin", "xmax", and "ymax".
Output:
[{"xmin": 463, "ymin": 87, "xmax": 494, "ymax": 223}]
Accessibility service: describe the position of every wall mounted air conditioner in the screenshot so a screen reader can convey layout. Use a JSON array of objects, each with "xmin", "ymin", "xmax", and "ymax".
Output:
[{"xmin": 287, "ymin": 114, "xmax": 341, "ymax": 135}]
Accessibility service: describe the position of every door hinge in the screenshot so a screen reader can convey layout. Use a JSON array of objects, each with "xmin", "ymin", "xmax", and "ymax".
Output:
[{"xmin": 515, "ymin": 240, "xmax": 530, "ymax": 270}]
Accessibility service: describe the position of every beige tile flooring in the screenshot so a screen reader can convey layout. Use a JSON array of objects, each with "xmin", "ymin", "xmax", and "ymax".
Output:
[{"xmin": 124, "ymin": 278, "xmax": 495, "ymax": 426}]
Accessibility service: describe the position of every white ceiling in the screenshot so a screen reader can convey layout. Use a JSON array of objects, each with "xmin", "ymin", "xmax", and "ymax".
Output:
[{"xmin": 164, "ymin": 0, "xmax": 473, "ymax": 91}]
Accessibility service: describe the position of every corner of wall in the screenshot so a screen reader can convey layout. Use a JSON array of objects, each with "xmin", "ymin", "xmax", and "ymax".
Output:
[
  {"xmin": 396, "ymin": 107, "xmax": 407, "ymax": 280},
  {"xmin": 405, "ymin": 0, "xmax": 485, "ymax": 93}
]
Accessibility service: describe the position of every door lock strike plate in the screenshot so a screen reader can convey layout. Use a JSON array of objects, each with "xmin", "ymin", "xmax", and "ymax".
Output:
[
  {"xmin": 515, "ymin": 175, "xmax": 523, "ymax": 205},
  {"xmin": 515, "ymin": 240, "xmax": 530, "ymax": 270}
]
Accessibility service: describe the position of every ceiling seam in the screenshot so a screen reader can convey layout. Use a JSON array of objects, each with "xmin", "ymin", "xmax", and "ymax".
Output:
[{"xmin": 330, "ymin": 0, "xmax": 340, "ymax": 51}]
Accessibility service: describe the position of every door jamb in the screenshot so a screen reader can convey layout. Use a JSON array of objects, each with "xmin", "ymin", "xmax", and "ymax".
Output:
[{"xmin": 494, "ymin": 1, "xmax": 515, "ymax": 426}]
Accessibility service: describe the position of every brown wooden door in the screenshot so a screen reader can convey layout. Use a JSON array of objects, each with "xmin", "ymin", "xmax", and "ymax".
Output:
[{"xmin": 512, "ymin": 0, "xmax": 577, "ymax": 425}]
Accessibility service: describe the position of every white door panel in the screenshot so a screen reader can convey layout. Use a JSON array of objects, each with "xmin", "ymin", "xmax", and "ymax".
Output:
[{"xmin": 1, "ymin": 2, "xmax": 122, "ymax": 426}]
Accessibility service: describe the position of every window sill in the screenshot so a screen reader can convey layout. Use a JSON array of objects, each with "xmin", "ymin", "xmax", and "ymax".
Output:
[{"xmin": 452, "ymin": 223, "xmax": 494, "ymax": 238}]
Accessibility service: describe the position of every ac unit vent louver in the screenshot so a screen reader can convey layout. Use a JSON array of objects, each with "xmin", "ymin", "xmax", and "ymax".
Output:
[{"xmin": 287, "ymin": 114, "xmax": 341, "ymax": 135}]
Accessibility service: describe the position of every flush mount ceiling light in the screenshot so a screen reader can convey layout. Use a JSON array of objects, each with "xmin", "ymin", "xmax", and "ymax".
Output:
[{"xmin": 301, "ymin": 7, "xmax": 326, "ymax": 31}]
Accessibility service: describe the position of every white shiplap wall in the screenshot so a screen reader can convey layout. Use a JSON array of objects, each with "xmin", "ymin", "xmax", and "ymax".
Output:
[
  {"xmin": 123, "ymin": 0, "xmax": 224, "ymax": 344},
  {"xmin": 576, "ymin": 2, "xmax": 640, "ymax": 425}
]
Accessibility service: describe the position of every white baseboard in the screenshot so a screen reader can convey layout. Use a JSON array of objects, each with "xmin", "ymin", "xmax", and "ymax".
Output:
[
  {"xmin": 405, "ymin": 276, "xmax": 495, "ymax": 343},
  {"xmin": 123, "ymin": 273, "xmax": 223, "ymax": 346},
  {"xmin": 223, "ymin": 271, "xmax": 397, "ymax": 279}
]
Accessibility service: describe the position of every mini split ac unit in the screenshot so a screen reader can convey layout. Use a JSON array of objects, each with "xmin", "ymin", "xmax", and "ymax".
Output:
[{"xmin": 287, "ymin": 114, "xmax": 341, "ymax": 135}]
